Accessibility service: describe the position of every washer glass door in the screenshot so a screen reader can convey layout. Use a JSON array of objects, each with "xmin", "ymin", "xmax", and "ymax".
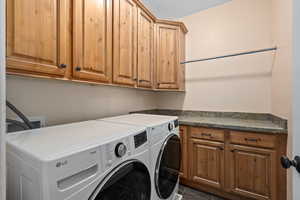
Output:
[
  {"xmin": 90, "ymin": 161, "xmax": 151, "ymax": 200},
  {"xmin": 155, "ymin": 134, "xmax": 181, "ymax": 199}
]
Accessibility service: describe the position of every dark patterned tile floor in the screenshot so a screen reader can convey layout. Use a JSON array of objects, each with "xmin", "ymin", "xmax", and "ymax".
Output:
[{"xmin": 179, "ymin": 185, "xmax": 225, "ymax": 200}]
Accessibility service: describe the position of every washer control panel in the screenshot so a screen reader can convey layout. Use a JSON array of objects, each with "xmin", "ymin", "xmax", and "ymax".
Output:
[{"xmin": 104, "ymin": 137, "xmax": 131, "ymax": 168}]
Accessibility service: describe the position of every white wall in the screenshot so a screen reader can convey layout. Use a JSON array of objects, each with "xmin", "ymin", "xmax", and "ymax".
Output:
[
  {"xmin": 0, "ymin": 0, "xmax": 6, "ymax": 198},
  {"xmin": 156, "ymin": 0, "xmax": 274, "ymax": 113},
  {"xmin": 271, "ymin": 0, "xmax": 293, "ymax": 119},
  {"xmin": 6, "ymin": 76, "xmax": 157, "ymax": 126},
  {"xmin": 271, "ymin": 1, "xmax": 293, "ymax": 199}
]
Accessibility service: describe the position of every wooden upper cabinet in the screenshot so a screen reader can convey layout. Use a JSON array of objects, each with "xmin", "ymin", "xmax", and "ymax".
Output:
[
  {"xmin": 6, "ymin": 0, "xmax": 71, "ymax": 77},
  {"xmin": 113, "ymin": 0, "xmax": 137, "ymax": 86},
  {"xmin": 6, "ymin": 0, "xmax": 187, "ymax": 90},
  {"xmin": 189, "ymin": 138, "xmax": 225, "ymax": 189},
  {"xmin": 73, "ymin": 0, "xmax": 112, "ymax": 83},
  {"xmin": 155, "ymin": 23, "xmax": 180, "ymax": 90},
  {"xmin": 136, "ymin": 8, "xmax": 154, "ymax": 88},
  {"xmin": 229, "ymin": 145, "xmax": 277, "ymax": 200}
]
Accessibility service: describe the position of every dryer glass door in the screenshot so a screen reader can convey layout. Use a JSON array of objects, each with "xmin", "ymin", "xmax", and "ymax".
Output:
[
  {"xmin": 155, "ymin": 134, "xmax": 181, "ymax": 199},
  {"xmin": 90, "ymin": 161, "xmax": 151, "ymax": 200}
]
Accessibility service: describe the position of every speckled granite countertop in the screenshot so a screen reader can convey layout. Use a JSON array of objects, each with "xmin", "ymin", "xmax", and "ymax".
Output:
[{"xmin": 131, "ymin": 109, "xmax": 288, "ymax": 134}]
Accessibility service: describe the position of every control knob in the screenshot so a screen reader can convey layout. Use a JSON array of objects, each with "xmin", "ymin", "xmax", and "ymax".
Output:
[
  {"xmin": 115, "ymin": 143, "xmax": 127, "ymax": 158},
  {"xmin": 168, "ymin": 123, "xmax": 174, "ymax": 131}
]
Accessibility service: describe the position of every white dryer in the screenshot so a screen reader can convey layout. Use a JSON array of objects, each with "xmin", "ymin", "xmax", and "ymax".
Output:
[
  {"xmin": 99, "ymin": 114, "xmax": 181, "ymax": 200},
  {"xmin": 6, "ymin": 120, "xmax": 152, "ymax": 200}
]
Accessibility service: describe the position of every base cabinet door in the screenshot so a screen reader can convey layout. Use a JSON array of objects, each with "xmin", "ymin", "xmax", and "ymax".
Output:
[
  {"xmin": 73, "ymin": 0, "xmax": 112, "ymax": 83},
  {"xmin": 189, "ymin": 138, "xmax": 225, "ymax": 189},
  {"xmin": 179, "ymin": 126, "xmax": 188, "ymax": 179},
  {"xmin": 155, "ymin": 24, "xmax": 180, "ymax": 89},
  {"xmin": 113, "ymin": 0, "xmax": 138, "ymax": 86},
  {"xmin": 228, "ymin": 145, "xmax": 277, "ymax": 200},
  {"xmin": 6, "ymin": 0, "xmax": 71, "ymax": 77}
]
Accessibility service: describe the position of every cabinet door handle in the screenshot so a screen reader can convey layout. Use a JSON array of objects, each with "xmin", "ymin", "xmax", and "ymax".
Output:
[
  {"xmin": 58, "ymin": 64, "xmax": 67, "ymax": 69},
  {"xmin": 281, "ymin": 156, "xmax": 300, "ymax": 173},
  {"xmin": 75, "ymin": 66, "xmax": 81, "ymax": 72},
  {"xmin": 245, "ymin": 138, "xmax": 261, "ymax": 142},
  {"xmin": 139, "ymin": 80, "xmax": 150, "ymax": 83},
  {"xmin": 201, "ymin": 133, "xmax": 212, "ymax": 137}
]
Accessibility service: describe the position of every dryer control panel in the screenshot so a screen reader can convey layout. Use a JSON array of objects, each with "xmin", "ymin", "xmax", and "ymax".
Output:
[{"xmin": 149, "ymin": 120, "xmax": 179, "ymax": 145}]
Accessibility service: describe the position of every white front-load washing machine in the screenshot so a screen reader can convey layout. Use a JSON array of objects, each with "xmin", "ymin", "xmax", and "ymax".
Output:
[
  {"xmin": 99, "ymin": 114, "xmax": 182, "ymax": 200},
  {"xmin": 6, "ymin": 120, "xmax": 152, "ymax": 200}
]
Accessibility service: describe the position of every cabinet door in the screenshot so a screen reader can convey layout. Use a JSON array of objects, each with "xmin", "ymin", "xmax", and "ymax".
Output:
[
  {"xmin": 189, "ymin": 138, "xmax": 225, "ymax": 189},
  {"xmin": 73, "ymin": 0, "xmax": 112, "ymax": 83},
  {"xmin": 229, "ymin": 145, "xmax": 277, "ymax": 200},
  {"xmin": 155, "ymin": 24, "xmax": 180, "ymax": 89},
  {"xmin": 179, "ymin": 126, "xmax": 188, "ymax": 179},
  {"xmin": 137, "ymin": 9, "xmax": 153, "ymax": 88},
  {"xmin": 7, "ymin": 0, "xmax": 71, "ymax": 77},
  {"xmin": 113, "ymin": 0, "xmax": 137, "ymax": 86}
]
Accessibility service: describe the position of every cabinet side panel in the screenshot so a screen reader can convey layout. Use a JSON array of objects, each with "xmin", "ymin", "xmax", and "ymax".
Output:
[{"xmin": 179, "ymin": 30, "xmax": 186, "ymax": 91}]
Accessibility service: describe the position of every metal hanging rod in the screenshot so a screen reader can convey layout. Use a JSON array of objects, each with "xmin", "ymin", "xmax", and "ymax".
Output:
[{"xmin": 181, "ymin": 47, "xmax": 277, "ymax": 64}]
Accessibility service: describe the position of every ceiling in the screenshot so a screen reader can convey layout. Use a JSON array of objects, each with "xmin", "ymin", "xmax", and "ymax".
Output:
[{"xmin": 141, "ymin": 0, "xmax": 231, "ymax": 19}]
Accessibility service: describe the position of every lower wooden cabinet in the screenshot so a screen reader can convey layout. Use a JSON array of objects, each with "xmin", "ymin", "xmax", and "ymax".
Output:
[
  {"xmin": 180, "ymin": 126, "xmax": 287, "ymax": 200},
  {"xmin": 189, "ymin": 139, "xmax": 224, "ymax": 189},
  {"xmin": 179, "ymin": 126, "xmax": 188, "ymax": 179},
  {"xmin": 228, "ymin": 145, "xmax": 277, "ymax": 200}
]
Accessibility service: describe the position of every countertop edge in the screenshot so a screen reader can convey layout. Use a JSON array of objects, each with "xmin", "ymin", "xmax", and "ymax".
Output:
[{"xmin": 178, "ymin": 120, "xmax": 287, "ymax": 134}]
